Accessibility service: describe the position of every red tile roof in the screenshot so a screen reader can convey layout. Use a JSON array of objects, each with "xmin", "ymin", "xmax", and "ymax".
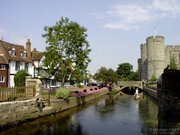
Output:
[
  {"xmin": 0, "ymin": 39, "xmax": 45, "ymax": 67},
  {"xmin": 0, "ymin": 40, "xmax": 9, "ymax": 64},
  {"xmin": 32, "ymin": 50, "xmax": 44, "ymax": 61},
  {"xmin": 0, "ymin": 54, "xmax": 8, "ymax": 64},
  {"xmin": 0, "ymin": 40, "xmax": 32, "ymax": 62}
]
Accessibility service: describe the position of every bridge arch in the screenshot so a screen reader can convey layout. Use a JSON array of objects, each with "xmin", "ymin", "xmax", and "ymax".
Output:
[
  {"xmin": 118, "ymin": 81, "xmax": 144, "ymax": 95},
  {"xmin": 120, "ymin": 86, "xmax": 143, "ymax": 95}
]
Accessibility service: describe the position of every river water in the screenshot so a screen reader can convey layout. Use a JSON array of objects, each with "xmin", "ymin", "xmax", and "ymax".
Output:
[{"xmin": 0, "ymin": 93, "xmax": 159, "ymax": 135}]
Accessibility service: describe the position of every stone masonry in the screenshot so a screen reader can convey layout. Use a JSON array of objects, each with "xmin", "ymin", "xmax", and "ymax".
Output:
[{"xmin": 138, "ymin": 35, "xmax": 180, "ymax": 80}]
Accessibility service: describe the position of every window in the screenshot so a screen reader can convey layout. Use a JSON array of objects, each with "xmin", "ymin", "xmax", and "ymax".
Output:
[
  {"xmin": 21, "ymin": 51, "xmax": 27, "ymax": 58},
  {"xmin": 25, "ymin": 63, "xmax": 28, "ymax": 71},
  {"xmin": 9, "ymin": 48, "xmax": 16, "ymax": 56},
  {"xmin": 0, "ymin": 76, "xmax": 5, "ymax": 82},
  {"xmin": 0, "ymin": 64, "xmax": 5, "ymax": 70},
  {"xmin": 15, "ymin": 61, "xmax": 20, "ymax": 71},
  {"xmin": 23, "ymin": 52, "xmax": 27, "ymax": 58},
  {"xmin": 34, "ymin": 68, "xmax": 38, "ymax": 78}
]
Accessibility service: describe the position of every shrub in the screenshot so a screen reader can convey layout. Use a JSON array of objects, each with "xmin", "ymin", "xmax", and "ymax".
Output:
[
  {"xmin": 150, "ymin": 74, "xmax": 157, "ymax": 81},
  {"xmin": 77, "ymin": 83, "xmax": 83, "ymax": 88},
  {"xmin": 56, "ymin": 88, "xmax": 71, "ymax": 99},
  {"xmin": 14, "ymin": 70, "xmax": 29, "ymax": 87}
]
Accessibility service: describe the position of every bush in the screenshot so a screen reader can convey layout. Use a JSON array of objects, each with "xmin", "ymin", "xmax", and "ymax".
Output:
[
  {"xmin": 77, "ymin": 83, "xmax": 83, "ymax": 88},
  {"xmin": 150, "ymin": 74, "xmax": 157, "ymax": 81},
  {"xmin": 56, "ymin": 88, "xmax": 71, "ymax": 99},
  {"xmin": 14, "ymin": 70, "xmax": 29, "ymax": 87}
]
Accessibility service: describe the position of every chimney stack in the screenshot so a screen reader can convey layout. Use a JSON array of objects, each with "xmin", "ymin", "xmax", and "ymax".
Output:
[{"xmin": 26, "ymin": 38, "xmax": 31, "ymax": 59}]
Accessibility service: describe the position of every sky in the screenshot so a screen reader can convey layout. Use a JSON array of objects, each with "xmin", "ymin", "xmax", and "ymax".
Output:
[{"xmin": 1, "ymin": 0, "xmax": 180, "ymax": 74}]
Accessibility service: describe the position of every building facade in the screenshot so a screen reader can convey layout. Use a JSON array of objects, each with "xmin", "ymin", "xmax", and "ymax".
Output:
[
  {"xmin": 0, "ymin": 55, "xmax": 8, "ymax": 87},
  {"xmin": 0, "ymin": 39, "xmax": 62, "ymax": 88},
  {"xmin": 138, "ymin": 36, "xmax": 180, "ymax": 80}
]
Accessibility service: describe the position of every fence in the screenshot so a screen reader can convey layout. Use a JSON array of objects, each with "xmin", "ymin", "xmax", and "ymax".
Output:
[{"xmin": 0, "ymin": 86, "xmax": 35, "ymax": 102}]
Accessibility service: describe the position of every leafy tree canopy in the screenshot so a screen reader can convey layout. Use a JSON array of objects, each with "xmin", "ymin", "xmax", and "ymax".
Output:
[
  {"xmin": 42, "ymin": 17, "xmax": 91, "ymax": 86},
  {"xmin": 14, "ymin": 70, "xmax": 29, "ymax": 87},
  {"xmin": 128, "ymin": 71, "xmax": 138, "ymax": 81},
  {"xmin": 116, "ymin": 63, "xmax": 138, "ymax": 81},
  {"xmin": 116, "ymin": 63, "xmax": 133, "ymax": 78},
  {"xmin": 93, "ymin": 67, "xmax": 118, "ymax": 86}
]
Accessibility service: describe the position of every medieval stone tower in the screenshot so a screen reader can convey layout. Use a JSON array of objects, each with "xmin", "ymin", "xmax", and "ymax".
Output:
[{"xmin": 139, "ymin": 35, "xmax": 180, "ymax": 80}]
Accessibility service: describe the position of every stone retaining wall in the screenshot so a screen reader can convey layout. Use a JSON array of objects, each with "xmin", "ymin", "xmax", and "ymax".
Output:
[
  {"xmin": 144, "ymin": 87, "xmax": 157, "ymax": 100},
  {"xmin": 0, "ymin": 88, "xmax": 109, "ymax": 127}
]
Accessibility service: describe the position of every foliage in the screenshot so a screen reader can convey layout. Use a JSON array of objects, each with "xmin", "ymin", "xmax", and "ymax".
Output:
[
  {"xmin": 108, "ymin": 89, "xmax": 121, "ymax": 95},
  {"xmin": 42, "ymin": 17, "xmax": 91, "ymax": 86},
  {"xmin": 116, "ymin": 63, "xmax": 133, "ymax": 78},
  {"xmin": 14, "ymin": 70, "xmax": 29, "ymax": 87},
  {"xmin": 150, "ymin": 74, "xmax": 157, "ymax": 81},
  {"xmin": 38, "ymin": 68, "xmax": 50, "ymax": 79},
  {"xmin": 77, "ymin": 83, "xmax": 83, "ymax": 88},
  {"xmin": 116, "ymin": 63, "xmax": 138, "ymax": 80},
  {"xmin": 23, "ymin": 114, "xmax": 32, "ymax": 119},
  {"xmin": 56, "ymin": 88, "xmax": 71, "ymax": 99},
  {"xmin": 169, "ymin": 54, "xmax": 178, "ymax": 70},
  {"xmin": 93, "ymin": 67, "xmax": 118, "ymax": 86},
  {"xmin": 128, "ymin": 71, "xmax": 138, "ymax": 81}
]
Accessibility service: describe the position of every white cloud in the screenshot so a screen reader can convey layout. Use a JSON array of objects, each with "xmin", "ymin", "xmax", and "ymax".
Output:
[
  {"xmin": 104, "ymin": 3, "xmax": 153, "ymax": 30},
  {"xmin": 104, "ymin": 0, "xmax": 180, "ymax": 31},
  {"xmin": 104, "ymin": 23, "xmax": 139, "ymax": 31},
  {"xmin": 107, "ymin": 4, "xmax": 152, "ymax": 24},
  {"xmin": 152, "ymin": 0, "xmax": 180, "ymax": 17}
]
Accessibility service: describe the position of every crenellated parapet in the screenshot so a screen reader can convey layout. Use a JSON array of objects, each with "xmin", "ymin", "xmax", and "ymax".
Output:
[
  {"xmin": 146, "ymin": 36, "xmax": 164, "ymax": 43},
  {"xmin": 139, "ymin": 35, "xmax": 180, "ymax": 81}
]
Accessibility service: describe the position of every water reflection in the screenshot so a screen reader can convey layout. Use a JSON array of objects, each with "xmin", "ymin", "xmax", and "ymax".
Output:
[
  {"xmin": 0, "ymin": 93, "xmax": 161, "ymax": 135},
  {"xmin": 0, "ymin": 109, "xmax": 89, "ymax": 135},
  {"xmin": 138, "ymin": 93, "xmax": 158, "ymax": 134},
  {"xmin": 158, "ymin": 104, "xmax": 180, "ymax": 134},
  {"xmin": 94, "ymin": 95, "xmax": 115, "ymax": 119}
]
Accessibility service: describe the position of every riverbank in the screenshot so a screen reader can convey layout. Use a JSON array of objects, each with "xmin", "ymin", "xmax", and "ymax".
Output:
[
  {"xmin": 0, "ymin": 90, "xmax": 159, "ymax": 135},
  {"xmin": 0, "ymin": 87, "xmax": 109, "ymax": 128},
  {"xmin": 143, "ymin": 87, "xmax": 158, "ymax": 100}
]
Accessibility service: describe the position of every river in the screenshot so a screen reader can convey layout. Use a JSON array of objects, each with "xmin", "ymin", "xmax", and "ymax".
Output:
[{"xmin": 0, "ymin": 93, "xmax": 158, "ymax": 135}]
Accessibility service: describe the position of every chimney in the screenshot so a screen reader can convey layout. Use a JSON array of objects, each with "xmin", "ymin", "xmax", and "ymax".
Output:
[
  {"xmin": 33, "ymin": 48, "xmax": 37, "ymax": 52},
  {"xmin": 26, "ymin": 38, "xmax": 31, "ymax": 59}
]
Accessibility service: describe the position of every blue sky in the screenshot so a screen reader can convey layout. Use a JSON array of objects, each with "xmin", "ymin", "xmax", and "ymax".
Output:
[{"xmin": 1, "ymin": 0, "xmax": 180, "ymax": 73}]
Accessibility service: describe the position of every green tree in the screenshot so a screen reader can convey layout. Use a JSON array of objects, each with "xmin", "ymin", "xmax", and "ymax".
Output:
[
  {"xmin": 116, "ymin": 63, "xmax": 133, "ymax": 80},
  {"xmin": 93, "ymin": 67, "xmax": 118, "ymax": 86},
  {"xmin": 169, "ymin": 54, "xmax": 178, "ymax": 70},
  {"xmin": 14, "ymin": 70, "xmax": 29, "ymax": 87},
  {"xmin": 42, "ymin": 17, "xmax": 91, "ymax": 86},
  {"xmin": 128, "ymin": 71, "xmax": 138, "ymax": 81}
]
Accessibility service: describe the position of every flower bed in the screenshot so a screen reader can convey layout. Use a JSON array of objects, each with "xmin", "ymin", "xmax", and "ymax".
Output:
[{"xmin": 71, "ymin": 86, "xmax": 107, "ymax": 97}]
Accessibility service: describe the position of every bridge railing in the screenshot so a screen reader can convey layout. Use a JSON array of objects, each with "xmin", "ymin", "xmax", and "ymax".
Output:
[{"xmin": 145, "ymin": 81, "xmax": 157, "ymax": 90}]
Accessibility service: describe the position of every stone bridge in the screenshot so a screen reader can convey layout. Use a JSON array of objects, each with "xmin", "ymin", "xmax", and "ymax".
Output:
[{"xmin": 118, "ymin": 81, "xmax": 144, "ymax": 95}]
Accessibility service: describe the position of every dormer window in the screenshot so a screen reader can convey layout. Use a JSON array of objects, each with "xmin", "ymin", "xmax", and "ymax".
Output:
[
  {"xmin": 21, "ymin": 50, "xmax": 27, "ymax": 58},
  {"xmin": 9, "ymin": 48, "xmax": 16, "ymax": 56},
  {"xmin": 0, "ymin": 64, "xmax": 5, "ymax": 70}
]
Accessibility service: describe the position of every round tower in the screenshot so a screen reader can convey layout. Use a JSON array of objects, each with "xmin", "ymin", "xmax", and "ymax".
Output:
[
  {"xmin": 140, "ymin": 43, "xmax": 147, "ymax": 80},
  {"xmin": 146, "ymin": 36, "xmax": 165, "ymax": 80}
]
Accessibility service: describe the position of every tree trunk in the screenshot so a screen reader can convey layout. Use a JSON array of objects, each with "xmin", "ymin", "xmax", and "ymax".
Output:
[{"xmin": 62, "ymin": 78, "xmax": 65, "ymax": 87}]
